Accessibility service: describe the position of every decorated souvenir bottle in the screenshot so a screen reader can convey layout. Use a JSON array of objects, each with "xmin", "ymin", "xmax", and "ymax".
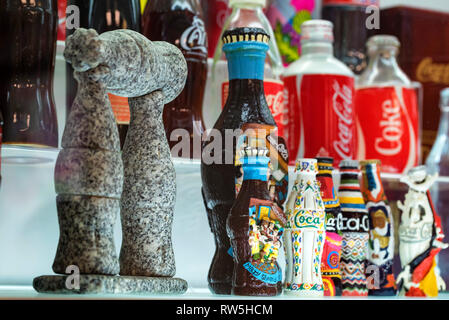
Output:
[
  {"xmin": 397, "ymin": 166, "xmax": 448, "ymax": 297},
  {"xmin": 316, "ymin": 157, "xmax": 343, "ymax": 296},
  {"xmin": 227, "ymin": 145, "xmax": 285, "ymax": 296},
  {"xmin": 201, "ymin": 27, "xmax": 276, "ymax": 294},
  {"xmin": 284, "ymin": 159, "xmax": 326, "ymax": 297},
  {"xmin": 360, "ymin": 160, "xmax": 396, "ymax": 296},
  {"xmin": 338, "ymin": 160, "xmax": 369, "ymax": 296},
  {"xmin": 235, "ymin": 123, "xmax": 289, "ymax": 208}
]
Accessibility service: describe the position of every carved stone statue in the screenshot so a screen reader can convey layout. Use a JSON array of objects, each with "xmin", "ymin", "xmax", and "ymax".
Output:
[{"xmin": 33, "ymin": 28, "xmax": 188, "ymax": 294}]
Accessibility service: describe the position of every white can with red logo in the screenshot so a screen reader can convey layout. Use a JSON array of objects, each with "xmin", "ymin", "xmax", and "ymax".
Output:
[{"xmin": 283, "ymin": 20, "xmax": 356, "ymax": 166}]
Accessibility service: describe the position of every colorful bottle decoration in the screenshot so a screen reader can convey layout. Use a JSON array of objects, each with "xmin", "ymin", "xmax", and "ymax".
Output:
[
  {"xmin": 338, "ymin": 160, "xmax": 369, "ymax": 296},
  {"xmin": 397, "ymin": 166, "xmax": 448, "ymax": 297},
  {"xmin": 201, "ymin": 27, "xmax": 277, "ymax": 295},
  {"xmin": 227, "ymin": 146, "xmax": 286, "ymax": 296},
  {"xmin": 316, "ymin": 157, "xmax": 343, "ymax": 296},
  {"xmin": 234, "ymin": 123, "xmax": 289, "ymax": 208},
  {"xmin": 284, "ymin": 159, "xmax": 326, "ymax": 297},
  {"xmin": 360, "ymin": 160, "xmax": 396, "ymax": 296}
]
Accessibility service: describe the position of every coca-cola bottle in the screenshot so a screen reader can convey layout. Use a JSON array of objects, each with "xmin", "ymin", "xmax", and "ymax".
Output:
[
  {"xmin": 284, "ymin": 158, "xmax": 326, "ymax": 297},
  {"xmin": 202, "ymin": 0, "xmax": 230, "ymax": 58},
  {"xmin": 201, "ymin": 28, "xmax": 276, "ymax": 294},
  {"xmin": 227, "ymin": 145, "xmax": 285, "ymax": 296},
  {"xmin": 426, "ymin": 88, "xmax": 449, "ymax": 285},
  {"xmin": 322, "ymin": 0, "xmax": 379, "ymax": 74},
  {"xmin": 0, "ymin": 0, "xmax": 59, "ymax": 148},
  {"xmin": 66, "ymin": 0, "xmax": 141, "ymax": 148},
  {"xmin": 360, "ymin": 160, "xmax": 396, "ymax": 296},
  {"xmin": 203, "ymin": 0, "xmax": 286, "ymax": 139},
  {"xmin": 283, "ymin": 20, "xmax": 356, "ymax": 166},
  {"xmin": 338, "ymin": 159, "xmax": 369, "ymax": 296},
  {"xmin": 355, "ymin": 35, "xmax": 420, "ymax": 174},
  {"xmin": 143, "ymin": 0, "xmax": 208, "ymax": 158},
  {"xmin": 316, "ymin": 157, "xmax": 343, "ymax": 296}
]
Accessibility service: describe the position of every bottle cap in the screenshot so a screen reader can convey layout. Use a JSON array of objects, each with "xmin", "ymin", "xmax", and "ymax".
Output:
[
  {"xmin": 339, "ymin": 159, "xmax": 359, "ymax": 169},
  {"xmin": 229, "ymin": 0, "xmax": 266, "ymax": 8},
  {"xmin": 322, "ymin": 0, "xmax": 379, "ymax": 6},
  {"xmin": 222, "ymin": 27, "xmax": 270, "ymax": 44},
  {"xmin": 406, "ymin": 165, "xmax": 428, "ymax": 183},
  {"xmin": 295, "ymin": 158, "xmax": 318, "ymax": 173},
  {"xmin": 440, "ymin": 88, "xmax": 449, "ymax": 110},
  {"xmin": 301, "ymin": 20, "xmax": 334, "ymax": 43},
  {"xmin": 367, "ymin": 35, "xmax": 400, "ymax": 49},
  {"xmin": 360, "ymin": 159, "xmax": 381, "ymax": 170}
]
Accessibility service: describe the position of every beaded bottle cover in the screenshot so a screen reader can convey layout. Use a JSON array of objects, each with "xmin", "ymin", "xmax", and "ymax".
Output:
[
  {"xmin": 284, "ymin": 159, "xmax": 326, "ymax": 296},
  {"xmin": 338, "ymin": 160, "xmax": 369, "ymax": 296},
  {"xmin": 360, "ymin": 160, "xmax": 397, "ymax": 296},
  {"xmin": 316, "ymin": 157, "xmax": 343, "ymax": 296}
]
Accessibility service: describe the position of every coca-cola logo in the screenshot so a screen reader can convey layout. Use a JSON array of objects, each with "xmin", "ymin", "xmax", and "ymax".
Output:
[
  {"xmin": 266, "ymin": 91, "xmax": 284, "ymax": 118},
  {"xmin": 374, "ymin": 98, "xmax": 403, "ymax": 156},
  {"xmin": 180, "ymin": 16, "xmax": 207, "ymax": 56},
  {"xmin": 332, "ymin": 81, "xmax": 354, "ymax": 160}
]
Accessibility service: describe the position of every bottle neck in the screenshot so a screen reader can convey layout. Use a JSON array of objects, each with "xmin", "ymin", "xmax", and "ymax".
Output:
[
  {"xmin": 361, "ymin": 165, "xmax": 385, "ymax": 197},
  {"xmin": 301, "ymin": 41, "xmax": 333, "ymax": 56},
  {"xmin": 437, "ymin": 107, "xmax": 449, "ymax": 138}
]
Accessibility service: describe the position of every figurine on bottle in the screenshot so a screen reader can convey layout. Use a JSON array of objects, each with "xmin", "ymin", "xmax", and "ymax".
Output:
[
  {"xmin": 338, "ymin": 160, "xmax": 369, "ymax": 296},
  {"xmin": 360, "ymin": 160, "xmax": 396, "ymax": 296},
  {"xmin": 201, "ymin": 27, "xmax": 276, "ymax": 295},
  {"xmin": 227, "ymin": 145, "xmax": 285, "ymax": 296},
  {"xmin": 397, "ymin": 166, "xmax": 448, "ymax": 297},
  {"xmin": 316, "ymin": 157, "xmax": 343, "ymax": 296},
  {"xmin": 284, "ymin": 159, "xmax": 326, "ymax": 297}
]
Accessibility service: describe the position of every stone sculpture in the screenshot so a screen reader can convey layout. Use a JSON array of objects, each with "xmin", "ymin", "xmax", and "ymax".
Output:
[{"xmin": 33, "ymin": 28, "xmax": 188, "ymax": 294}]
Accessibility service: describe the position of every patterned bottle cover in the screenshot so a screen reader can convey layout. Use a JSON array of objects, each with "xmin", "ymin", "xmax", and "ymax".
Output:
[
  {"xmin": 284, "ymin": 159, "xmax": 326, "ymax": 297},
  {"xmin": 338, "ymin": 159, "xmax": 369, "ymax": 296},
  {"xmin": 360, "ymin": 160, "xmax": 397, "ymax": 296},
  {"xmin": 316, "ymin": 157, "xmax": 343, "ymax": 296}
]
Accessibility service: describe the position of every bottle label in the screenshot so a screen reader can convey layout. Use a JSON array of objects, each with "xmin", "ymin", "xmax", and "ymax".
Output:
[
  {"xmin": 180, "ymin": 15, "xmax": 207, "ymax": 58},
  {"xmin": 245, "ymin": 199, "xmax": 286, "ymax": 284},
  {"xmin": 355, "ymin": 86, "xmax": 419, "ymax": 174},
  {"xmin": 108, "ymin": 93, "xmax": 130, "ymax": 125},
  {"xmin": 284, "ymin": 74, "xmax": 356, "ymax": 166},
  {"xmin": 222, "ymin": 79, "xmax": 287, "ymax": 138}
]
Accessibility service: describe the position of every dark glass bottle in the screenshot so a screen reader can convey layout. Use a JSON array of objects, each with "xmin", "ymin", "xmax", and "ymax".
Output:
[
  {"xmin": 227, "ymin": 146, "xmax": 284, "ymax": 296},
  {"xmin": 316, "ymin": 157, "xmax": 343, "ymax": 296},
  {"xmin": 142, "ymin": 0, "xmax": 208, "ymax": 158},
  {"xmin": 201, "ymin": 28, "xmax": 276, "ymax": 294},
  {"xmin": 65, "ymin": 0, "xmax": 141, "ymax": 148},
  {"xmin": 0, "ymin": 0, "xmax": 59, "ymax": 148},
  {"xmin": 322, "ymin": 0, "xmax": 379, "ymax": 75}
]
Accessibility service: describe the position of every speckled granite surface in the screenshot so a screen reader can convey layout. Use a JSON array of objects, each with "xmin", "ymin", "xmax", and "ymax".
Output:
[
  {"xmin": 52, "ymin": 66, "xmax": 123, "ymax": 275},
  {"xmin": 64, "ymin": 28, "xmax": 187, "ymax": 104},
  {"xmin": 52, "ymin": 195, "xmax": 120, "ymax": 275},
  {"xmin": 33, "ymin": 275, "xmax": 188, "ymax": 295},
  {"xmin": 120, "ymin": 91, "xmax": 177, "ymax": 277}
]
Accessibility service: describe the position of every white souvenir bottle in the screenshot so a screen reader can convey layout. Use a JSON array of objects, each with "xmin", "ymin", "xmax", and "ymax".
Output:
[{"xmin": 284, "ymin": 158, "xmax": 326, "ymax": 296}]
